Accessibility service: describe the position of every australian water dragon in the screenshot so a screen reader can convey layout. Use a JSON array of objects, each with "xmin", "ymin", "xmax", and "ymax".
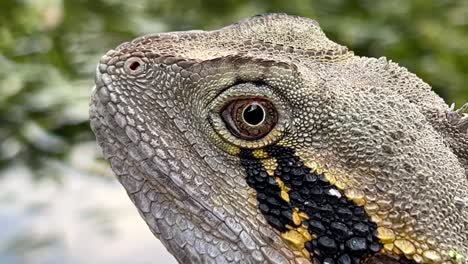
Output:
[{"xmin": 90, "ymin": 14, "xmax": 468, "ymax": 264}]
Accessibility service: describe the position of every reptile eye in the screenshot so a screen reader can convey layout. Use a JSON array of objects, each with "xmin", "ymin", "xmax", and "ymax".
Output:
[{"xmin": 221, "ymin": 99, "xmax": 278, "ymax": 140}]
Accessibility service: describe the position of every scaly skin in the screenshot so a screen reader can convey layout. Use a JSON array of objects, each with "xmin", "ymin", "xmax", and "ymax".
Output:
[{"xmin": 89, "ymin": 14, "xmax": 467, "ymax": 264}]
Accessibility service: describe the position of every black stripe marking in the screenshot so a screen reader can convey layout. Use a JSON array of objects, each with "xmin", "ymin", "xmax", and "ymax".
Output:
[
  {"xmin": 266, "ymin": 145, "xmax": 382, "ymax": 264},
  {"xmin": 240, "ymin": 149, "xmax": 298, "ymax": 232},
  {"xmin": 241, "ymin": 146, "xmax": 418, "ymax": 264}
]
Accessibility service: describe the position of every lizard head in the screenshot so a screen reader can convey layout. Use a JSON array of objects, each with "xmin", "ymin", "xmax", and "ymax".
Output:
[{"xmin": 90, "ymin": 14, "xmax": 467, "ymax": 264}]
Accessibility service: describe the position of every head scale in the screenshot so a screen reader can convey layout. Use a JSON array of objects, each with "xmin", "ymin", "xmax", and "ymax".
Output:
[{"xmin": 90, "ymin": 14, "xmax": 467, "ymax": 264}]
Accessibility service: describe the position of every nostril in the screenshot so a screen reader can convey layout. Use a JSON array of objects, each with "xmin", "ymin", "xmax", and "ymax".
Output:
[
  {"xmin": 129, "ymin": 61, "xmax": 140, "ymax": 71},
  {"xmin": 124, "ymin": 57, "xmax": 145, "ymax": 74}
]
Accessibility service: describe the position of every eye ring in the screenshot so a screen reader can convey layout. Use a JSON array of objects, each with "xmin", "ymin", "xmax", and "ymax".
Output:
[
  {"xmin": 207, "ymin": 83, "xmax": 291, "ymax": 150},
  {"xmin": 124, "ymin": 57, "xmax": 145, "ymax": 74},
  {"xmin": 221, "ymin": 99, "xmax": 277, "ymax": 140}
]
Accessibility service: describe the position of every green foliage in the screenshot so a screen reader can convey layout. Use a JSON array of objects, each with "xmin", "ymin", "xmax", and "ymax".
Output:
[{"xmin": 0, "ymin": 0, "xmax": 467, "ymax": 171}]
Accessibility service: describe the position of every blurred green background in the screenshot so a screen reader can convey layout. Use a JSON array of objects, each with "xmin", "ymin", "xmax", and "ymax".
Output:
[{"xmin": 0, "ymin": 0, "xmax": 466, "ymax": 263}]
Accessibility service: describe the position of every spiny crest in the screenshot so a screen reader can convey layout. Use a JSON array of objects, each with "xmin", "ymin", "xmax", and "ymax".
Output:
[
  {"xmin": 220, "ymin": 13, "xmax": 346, "ymax": 53},
  {"xmin": 447, "ymin": 103, "xmax": 468, "ymax": 133}
]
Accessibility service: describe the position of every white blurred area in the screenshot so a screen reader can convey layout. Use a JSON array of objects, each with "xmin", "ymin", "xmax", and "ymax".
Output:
[{"xmin": 0, "ymin": 153, "xmax": 177, "ymax": 264}]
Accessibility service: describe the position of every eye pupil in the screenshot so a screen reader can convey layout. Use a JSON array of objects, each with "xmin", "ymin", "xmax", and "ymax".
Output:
[
  {"xmin": 220, "ymin": 98, "xmax": 277, "ymax": 140},
  {"xmin": 243, "ymin": 103, "xmax": 265, "ymax": 126}
]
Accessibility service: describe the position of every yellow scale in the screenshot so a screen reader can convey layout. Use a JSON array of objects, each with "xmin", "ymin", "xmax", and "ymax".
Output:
[
  {"xmin": 254, "ymin": 149, "xmax": 316, "ymax": 258},
  {"xmin": 252, "ymin": 148, "xmax": 458, "ymax": 264},
  {"xmin": 304, "ymin": 153, "xmax": 458, "ymax": 264}
]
